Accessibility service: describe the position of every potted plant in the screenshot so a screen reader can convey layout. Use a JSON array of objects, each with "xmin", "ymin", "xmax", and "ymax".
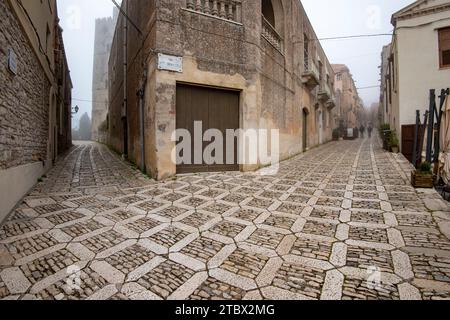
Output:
[
  {"xmin": 379, "ymin": 123, "xmax": 390, "ymax": 136},
  {"xmin": 389, "ymin": 131, "xmax": 400, "ymax": 153},
  {"xmin": 411, "ymin": 162, "xmax": 434, "ymax": 188},
  {"xmin": 379, "ymin": 124, "xmax": 391, "ymax": 150}
]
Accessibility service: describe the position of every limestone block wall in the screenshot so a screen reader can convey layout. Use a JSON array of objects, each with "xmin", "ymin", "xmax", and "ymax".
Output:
[
  {"xmin": 108, "ymin": 11, "xmax": 126, "ymax": 154},
  {"xmin": 0, "ymin": 0, "xmax": 50, "ymax": 171}
]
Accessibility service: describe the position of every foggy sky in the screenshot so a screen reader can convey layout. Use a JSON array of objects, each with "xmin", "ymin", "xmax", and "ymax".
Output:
[
  {"xmin": 58, "ymin": 0, "xmax": 415, "ymax": 127},
  {"xmin": 302, "ymin": 0, "xmax": 414, "ymax": 107},
  {"xmin": 58, "ymin": 0, "xmax": 118, "ymax": 128}
]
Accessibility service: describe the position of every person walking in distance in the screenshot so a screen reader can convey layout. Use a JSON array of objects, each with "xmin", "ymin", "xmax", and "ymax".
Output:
[
  {"xmin": 360, "ymin": 124, "xmax": 366, "ymax": 139},
  {"xmin": 368, "ymin": 125, "xmax": 373, "ymax": 138}
]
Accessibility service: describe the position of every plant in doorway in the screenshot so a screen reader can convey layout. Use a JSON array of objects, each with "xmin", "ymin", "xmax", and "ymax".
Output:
[
  {"xmin": 411, "ymin": 161, "xmax": 434, "ymax": 188},
  {"xmin": 332, "ymin": 129, "xmax": 340, "ymax": 141},
  {"xmin": 389, "ymin": 131, "xmax": 400, "ymax": 153},
  {"xmin": 379, "ymin": 123, "xmax": 391, "ymax": 150}
]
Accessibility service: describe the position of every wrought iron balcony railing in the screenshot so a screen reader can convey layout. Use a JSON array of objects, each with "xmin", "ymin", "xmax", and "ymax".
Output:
[{"xmin": 301, "ymin": 60, "xmax": 320, "ymax": 89}]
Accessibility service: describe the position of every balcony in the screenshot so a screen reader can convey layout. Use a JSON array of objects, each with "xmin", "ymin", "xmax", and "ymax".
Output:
[
  {"xmin": 318, "ymin": 84, "xmax": 332, "ymax": 102},
  {"xmin": 325, "ymin": 98, "xmax": 336, "ymax": 110},
  {"xmin": 185, "ymin": 0, "xmax": 242, "ymax": 24},
  {"xmin": 262, "ymin": 16, "xmax": 283, "ymax": 53},
  {"xmin": 301, "ymin": 61, "xmax": 320, "ymax": 89}
]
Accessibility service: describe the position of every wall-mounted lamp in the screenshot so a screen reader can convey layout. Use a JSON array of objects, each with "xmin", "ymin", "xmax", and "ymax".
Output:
[{"xmin": 71, "ymin": 105, "xmax": 79, "ymax": 115}]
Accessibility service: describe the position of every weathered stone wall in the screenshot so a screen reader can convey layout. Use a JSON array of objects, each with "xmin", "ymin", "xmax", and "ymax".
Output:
[
  {"xmin": 151, "ymin": 0, "xmax": 259, "ymax": 179},
  {"xmin": 0, "ymin": 0, "xmax": 50, "ymax": 170},
  {"xmin": 296, "ymin": 0, "xmax": 335, "ymax": 148},
  {"xmin": 56, "ymin": 26, "xmax": 73, "ymax": 155},
  {"xmin": 332, "ymin": 64, "xmax": 362, "ymax": 129},
  {"xmin": 126, "ymin": 0, "xmax": 156, "ymax": 168},
  {"xmin": 108, "ymin": 0, "xmax": 336, "ymax": 179},
  {"xmin": 108, "ymin": 10, "xmax": 125, "ymax": 154},
  {"xmin": 108, "ymin": 0, "xmax": 157, "ymax": 164}
]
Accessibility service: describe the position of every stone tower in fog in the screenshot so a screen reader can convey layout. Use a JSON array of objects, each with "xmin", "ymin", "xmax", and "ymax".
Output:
[{"xmin": 91, "ymin": 8, "xmax": 118, "ymax": 143}]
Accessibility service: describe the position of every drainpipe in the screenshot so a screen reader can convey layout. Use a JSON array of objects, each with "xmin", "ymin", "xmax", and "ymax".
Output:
[
  {"xmin": 138, "ymin": 70, "xmax": 148, "ymax": 173},
  {"xmin": 122, "ymin": 0, "xmax": 128, "ymax": 157}
]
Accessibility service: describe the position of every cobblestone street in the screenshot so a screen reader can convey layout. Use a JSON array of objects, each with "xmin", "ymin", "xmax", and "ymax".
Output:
[{"xmin": 1, "ymin": 139, "xmax": 450, "ymax": 300}]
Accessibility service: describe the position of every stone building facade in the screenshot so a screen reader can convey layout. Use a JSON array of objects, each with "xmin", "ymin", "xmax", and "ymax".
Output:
[
  {"xmin": 56, "ymin": 25, "xmax": 73, "ymax": 154},
  {"xmin": 332, "ymin": 64, "xmax": 364, "ymax": 130},
  {"xmin": 381, "ymin": 0, "xmax": 450, "ymax": 155},
  {"xmin": 0, "ymin": 0, "xmax": 72, "ymax": 222},
  {"xmin": 108, "ymin": 0, "xmax": 336, "ymax": 180},
  {"xmin": 91, "ymin": 9, "xmax": 118, "ymax": 143},
  {"xmin": 379, "ymin": 43, "xmax": 392, "ymax": 127}
]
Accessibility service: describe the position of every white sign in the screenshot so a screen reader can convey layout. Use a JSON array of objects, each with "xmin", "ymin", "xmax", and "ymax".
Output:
[
  {"xmin": 8, "ymin": 49, "xmax": 17, "ymax": 75},
  {"xmin": 158, "ymin": 53, "xmax": 182, "ymax": 73},
  {"xmin": 347, "ymin": 128, "xmax": 354, "ymax": 138}
]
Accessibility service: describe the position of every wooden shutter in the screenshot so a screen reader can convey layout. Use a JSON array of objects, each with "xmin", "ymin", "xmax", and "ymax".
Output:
[
  {"xmin": 176, "ymin": 84, "xmax": 240, "ymax": 174},
  {"xmin": 439, "ymin": 27, "xmax": 450, "ymax": 68}
]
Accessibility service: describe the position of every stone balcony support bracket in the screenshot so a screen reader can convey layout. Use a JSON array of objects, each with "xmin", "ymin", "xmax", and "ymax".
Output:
[
  {"xmin": 326, "ymin": 98, "xmax": 337, "ymax": 110},
  {"xmin": 318, "ymin": 85, "xmax": 332, "ymax": 102},
  {"xmin": 301, "ymin": 61, "xmax": 320, "ymax": 90}
]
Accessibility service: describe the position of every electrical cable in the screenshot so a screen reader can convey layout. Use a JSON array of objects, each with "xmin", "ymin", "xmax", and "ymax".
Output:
[
  {"xmin": 357, "ymin": 85, "xmax": 381, "ymax": 90},
  {"xmin": 73, "ymin": 84, "xmax": 383, "ymax": 103},
  {"xmin": 314, "ymin": 33, "xmax": 393, "ymax": 42},
  {"xmin": 92, "ymin": 4, "xmax": 392, "ymax": 106},
  {"xmin": 15, "ymin": 0, "xmax": 52, "ymax": 67},
  {"xmin": 111, "ymin": 0, "xmax": 143, "ymax": 36}
]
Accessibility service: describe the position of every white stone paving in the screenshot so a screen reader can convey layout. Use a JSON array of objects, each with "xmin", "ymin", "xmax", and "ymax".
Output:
[{"xmin": 0, "ymin": 139, "xmax": 450, "ymax": 300}]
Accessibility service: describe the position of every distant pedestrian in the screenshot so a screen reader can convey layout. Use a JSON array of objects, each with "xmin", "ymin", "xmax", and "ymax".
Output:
[
  {"xmin": 360, "ymin": 125, "xmax": 366, "ymax": 138},
  {"xmin": 368, "ymin": 126, "xmax": 373, "ymax": 138}
]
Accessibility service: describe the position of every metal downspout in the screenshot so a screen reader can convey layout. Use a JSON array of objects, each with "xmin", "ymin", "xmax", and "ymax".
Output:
[
  {"xmin": 122, "ymin": 0, "xmax": 128, "ymax": 157},
  {"xmin": 138, "ymin": 70, "xmax": 148, "ymax": 173}
]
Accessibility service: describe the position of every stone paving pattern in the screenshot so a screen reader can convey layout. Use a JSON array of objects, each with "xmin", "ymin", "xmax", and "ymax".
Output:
[{"xmin": 1, "ymin": 139, "xmax": 450, "ymax": 300}]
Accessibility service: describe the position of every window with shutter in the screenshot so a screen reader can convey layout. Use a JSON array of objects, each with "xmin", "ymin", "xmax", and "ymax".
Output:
[{"xmin": 439, "ymin": 27, "xmax": 450, "ymax": 68}]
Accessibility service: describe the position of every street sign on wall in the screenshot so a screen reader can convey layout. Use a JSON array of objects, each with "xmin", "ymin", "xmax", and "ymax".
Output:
[
  {"xmin": 157, "ymin": 53, "xmax": 183, "ymax": 73},
  {"xmin": 8, "ymin": 48, "xmax": 17, "ymax": 75}
]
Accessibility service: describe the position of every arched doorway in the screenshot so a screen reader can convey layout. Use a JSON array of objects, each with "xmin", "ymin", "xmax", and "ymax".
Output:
[
  {"xmin": 262, "ymin": 0, "xmax": 275, "ymax": 27},
  {"xmin": 261, "ymin": 0, "xmax": 284, "ymax": 38},
  {"xmin": 318, "ymin": 110, "xmax": 323, "ymax": 145},
  {"xmin": 302, "ymin": 108, "xmax": 309, "ymax": 152}
]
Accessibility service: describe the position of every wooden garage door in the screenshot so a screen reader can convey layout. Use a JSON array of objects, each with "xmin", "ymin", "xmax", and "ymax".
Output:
[
  {"xmin": 402, "ymin": 124, "xmax": 425, "ymax": 166},
  {"xmin": 402, "ymin": 125, "xmax": 415, "ymax": 164},
  {"xmin": 176, "ymin": 84, "xmax": 240, "ymax": 173}
]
